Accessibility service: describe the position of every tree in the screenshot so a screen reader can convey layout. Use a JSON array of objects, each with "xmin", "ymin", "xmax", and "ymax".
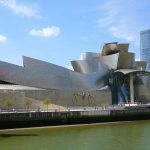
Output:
[
  {"xmin": 24, "ymin": 99, "xmax": 32, "ymax": 112},
  {"xmin": 4, "ymin": 99, "xmax": 13, "ymax": 111},
  {"xmin": 43, "ymin": 98, "xmax": 51, "ymax": 112}
]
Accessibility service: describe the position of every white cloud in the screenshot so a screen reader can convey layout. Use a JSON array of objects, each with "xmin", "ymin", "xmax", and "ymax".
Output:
[
  {"xmin": 98, "ymin": 0, "xmax": 119, "ymax": 27},
  {"xmin": 0, "ymin": 0, "xmax": 38, "ymax": 17},
  {"xmin": 98, "ymin": 0, "xmax": 146, "ymax": 43},
  {"xmin": 29, "ymin": 26, "xmax": 60, "ymax": 38},
  {"xmin": 0, "ymin": 34, "xmax": 7, "ymax": 42},
  {"xmin": 109, "ymin": 26, "xmax": 135, "ymax": 42}
]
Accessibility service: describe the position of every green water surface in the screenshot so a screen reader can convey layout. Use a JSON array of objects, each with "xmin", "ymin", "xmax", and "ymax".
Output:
[{"xmin": 0, "ymin": 121, "xmax": 150, "ymax": 150}]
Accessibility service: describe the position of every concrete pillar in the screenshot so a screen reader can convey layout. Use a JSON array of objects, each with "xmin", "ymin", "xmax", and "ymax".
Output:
[{"xmin": 130, "ymin": 74, "xmax": 134, "ymax": 104}]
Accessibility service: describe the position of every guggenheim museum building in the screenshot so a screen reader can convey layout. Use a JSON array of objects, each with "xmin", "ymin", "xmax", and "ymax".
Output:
[{"xmin": 0, "ymin": 42, "xmax": 150, "ymax": 109}]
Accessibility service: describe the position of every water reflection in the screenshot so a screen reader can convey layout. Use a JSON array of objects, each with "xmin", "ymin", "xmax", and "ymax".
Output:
[
  {"xmin": 0, "ymin": 133, "xmax": 38, "ymax": 138},
  {"xmin": 0, "ymin": 121, "xmax": 150, "ymax": 150}
]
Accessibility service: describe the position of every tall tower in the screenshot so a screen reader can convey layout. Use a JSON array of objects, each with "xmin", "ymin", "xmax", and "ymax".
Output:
[{"xmin": 140, "ymin": 29, "xmax": 150, "ymax": 71}]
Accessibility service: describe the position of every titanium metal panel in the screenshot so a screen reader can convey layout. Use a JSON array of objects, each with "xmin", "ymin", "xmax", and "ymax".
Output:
[
  {"xmin": 101, "ymin": 43, "xmax": 118, "ymax": 56},
  {"xmin": 71, "ymin": 59, "xmax": 108, "ymax": 73},
  {"xmin": 72, "ymin": 52, "xmax": 133, "ymax": 72},
  {"xmin": 118, "ymin": 44, "xmax": 129, "ymax": 52},
  {"xmin": 100, "ymin": 53, "xmax": 119, "ymax": 69},
  {"xmin": 0, "ymin": 59, "xmax": 108, "ymax": 91},
  {"xmin": 115, "ymin": 69, "xmax": 150, "ymax": 75},
  {"xmin": 23, "ymin": 56, "xmax": 108, "ymax": 90},
  {"xmin": 79, "ymin": 52, "xmax": 100, "ymax": 60},
  {"xmin": 23, "ymin": 56, "xmax": 70, "ymax": 76},
  {"xmin": 117, "ymin": 52, "xmax": 135, "ymax": 69},
  {"xmin": 101, "ymin": 43, "xmax": 129, "ymax": 56},
  {"xmin": 23, "ymin": 56, "xmax": 109, "ymax": 89}
]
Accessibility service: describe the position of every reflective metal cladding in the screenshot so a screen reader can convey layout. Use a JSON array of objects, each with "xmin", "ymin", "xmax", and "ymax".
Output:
[{"xmin": 0, "ymin": 42, "xmax": 150, "ymax": 108}]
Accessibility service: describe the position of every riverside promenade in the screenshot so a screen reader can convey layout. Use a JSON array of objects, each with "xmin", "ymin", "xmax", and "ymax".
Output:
[{"xmin": 0, "ymin": 105, "xmax": 150, "ymax": 129}]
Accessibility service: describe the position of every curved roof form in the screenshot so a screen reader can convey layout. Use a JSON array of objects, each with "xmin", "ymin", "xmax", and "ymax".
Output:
[
  {"xmin": 101, "ymin": 43, "xmax": 118, "ymax": 56},
  {"xmin": 79, "ymin": 52, "xmax": 100, "ymax": 60},
  {"xmin": 115, "ymin": 69, "xmax": 150, "ymax": 76},
  {"xmin": 71, "ymin": 59, "xmax": 109, "ymax": 74},
  {"xmin": 72, "ymin": 51, "xmax": 135, "ymax": 73},
  {"xmin": 0, "ymin": 57, "xmax": 108, "ymax": 91},
  {"xmin": 101, "ymin": 43, "xmax": 129, "ymax": 56},
  {"xmin": 0, "ymin": 42, "xmax": 149, "ymax": 95}
]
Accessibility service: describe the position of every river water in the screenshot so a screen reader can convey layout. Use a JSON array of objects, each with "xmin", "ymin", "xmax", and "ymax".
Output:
[{"xmin": 0, "ymin": 120, "xmax": 150, "ymax": 150}]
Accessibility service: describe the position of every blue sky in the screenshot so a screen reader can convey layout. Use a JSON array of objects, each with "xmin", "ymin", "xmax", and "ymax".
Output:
[{"xmin": 0, "ymin": 0, "xmax": 150, "ymax": 68}]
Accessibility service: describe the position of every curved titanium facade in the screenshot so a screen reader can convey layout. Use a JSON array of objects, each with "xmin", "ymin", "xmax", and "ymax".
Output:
[
  {"xmin": 100, "ymin": 52, "xmax": 134, "ymax": 69},
  {"xmin": 79, "ymin": 52, "xmax": 100, "ymax": 60},
  {"xmin": 71, "ymin": 59, "xmax": 108, "ymax": 74},
  {"xmin": 101, "ymin": 43, "xmax": 129, "ymax": 56},
  {"xmin": 72, "ymin": 52, "xmax": 135, "ymax": 73},
  {"xmin": 117, "ymin": 52, "xmax": 135, "ymax": 69},
  {"xmin": 0, "ymin": 42, "xmax": 150, "ymax": 109},
  {"xmin": 0, "ymin": 57, "xmax": 108, "ymax": 91}
]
